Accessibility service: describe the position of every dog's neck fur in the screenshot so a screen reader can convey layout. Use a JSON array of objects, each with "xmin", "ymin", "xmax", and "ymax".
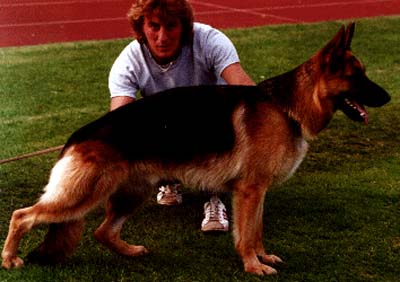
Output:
[{"xmin": 258, "ymin": 57, "xmax": 332, "ymax": 140}]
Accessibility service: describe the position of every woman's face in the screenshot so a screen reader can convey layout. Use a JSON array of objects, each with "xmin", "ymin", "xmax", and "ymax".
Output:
[{"xmin": 143, "ymin": 12, "xmax": 183, "ymax": 64}]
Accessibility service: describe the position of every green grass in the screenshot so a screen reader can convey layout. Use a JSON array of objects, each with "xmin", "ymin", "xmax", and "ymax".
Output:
[{"xmin": 0, "ymin": 17, "xmax": 399, "ymax": 281}]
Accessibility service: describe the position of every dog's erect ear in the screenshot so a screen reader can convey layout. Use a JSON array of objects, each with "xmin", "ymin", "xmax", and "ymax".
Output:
[
  {"xmin": 323, "ymin": 25, "xmax": 345, "ymax": 52},
  {"xmin": 344, "ymin": 22, "xmax": 355, "ymax": 50},
  {"xmin": 320, "ymin": 24, "xmax": 350, "ymax": 71}
]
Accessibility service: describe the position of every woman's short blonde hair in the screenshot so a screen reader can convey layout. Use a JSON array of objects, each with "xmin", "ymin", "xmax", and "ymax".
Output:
[{"xmin": 127, "ymin": 0, "xmax": 194, "ymax": 44}]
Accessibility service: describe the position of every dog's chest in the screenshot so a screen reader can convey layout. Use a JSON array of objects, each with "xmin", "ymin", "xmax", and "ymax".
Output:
[{"xmin": 278, "ymin": 137, "xmax": 309, "ymax": 184}]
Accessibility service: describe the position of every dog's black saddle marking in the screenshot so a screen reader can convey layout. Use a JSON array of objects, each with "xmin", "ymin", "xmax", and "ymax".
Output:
[{"xmin": 66, "ymin": 85, "xmax": 265, "ymax": 163}]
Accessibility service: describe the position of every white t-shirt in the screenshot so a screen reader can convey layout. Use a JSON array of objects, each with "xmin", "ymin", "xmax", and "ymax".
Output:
[{"xmin": 108, "ymin": 23, "xmax": 240, "ymax": 98}]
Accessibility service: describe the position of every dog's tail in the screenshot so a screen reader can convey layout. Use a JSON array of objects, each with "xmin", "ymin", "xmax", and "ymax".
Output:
[{"xmin": 27, "ymin": 219, "xmax": 85, "ymax": 265}]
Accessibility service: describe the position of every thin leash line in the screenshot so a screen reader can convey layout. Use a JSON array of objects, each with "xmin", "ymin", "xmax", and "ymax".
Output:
[{"xmin": 0, "ymin": 145, "xmax": 64, "ymax": 165}]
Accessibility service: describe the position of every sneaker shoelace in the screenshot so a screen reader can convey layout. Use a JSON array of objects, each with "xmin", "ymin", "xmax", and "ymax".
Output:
[
  {"xmin": 159, "ymin": 185, "xmax": 177, "ymax": 195},
  {"xmin": 205, "ymin": 198, "xmax": 226, "ymax": 222}
]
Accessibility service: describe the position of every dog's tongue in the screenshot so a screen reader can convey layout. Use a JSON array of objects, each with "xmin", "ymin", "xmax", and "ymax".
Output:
[
  {"xmin": 355, "ymin": 101, "xmax": 369, "ymax": 124},
  {"xmin": 343, "ymin": 98, "xmax": 369, "ymax": 124}
]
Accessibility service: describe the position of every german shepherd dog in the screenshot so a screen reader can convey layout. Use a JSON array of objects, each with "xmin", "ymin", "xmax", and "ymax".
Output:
[{"xmin": 1, "ymin": 23, "xmax": 390, "ymax": 275}]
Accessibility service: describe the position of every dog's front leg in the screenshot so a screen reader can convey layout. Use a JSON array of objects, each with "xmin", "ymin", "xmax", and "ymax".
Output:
[
  {"xmin": 253, "ymin": 196, "xmax": 283, "ymax": 268},
  {"xmin": 232, "ymin": 181, "xmax": 280, "ymax": 275}
]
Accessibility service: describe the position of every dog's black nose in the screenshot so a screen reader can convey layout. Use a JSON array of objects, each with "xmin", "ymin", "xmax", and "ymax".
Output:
[{"xmin": 362, "ymin": 78, "xmax": 391, "ymax": 107}]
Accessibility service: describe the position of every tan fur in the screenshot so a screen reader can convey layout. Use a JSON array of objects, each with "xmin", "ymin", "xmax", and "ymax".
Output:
[{"xmin": 1, "ymin": 23, "xmax": 390, "ymax": 275}]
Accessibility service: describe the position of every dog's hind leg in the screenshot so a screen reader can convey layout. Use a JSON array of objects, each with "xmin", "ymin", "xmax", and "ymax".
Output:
[
  {"xmin": 1, "ymin": 202, "xmax": 88, "ymax": 269},
  {"xmin": 232, "ymin": 181, "xmax": 281, "ymax": 275},
  {"xmin": 27, "ymin": 220, "xmax": 85, "ymax": 265},
  {"xmin": 1, "ymin": 152, "xmax": 125, "ymax": 269},
  {"xmin": 1, "ymin": 205, "xmax": 40, "ymax": 269},
  {"xmin": 94, "ymin": 184, "xmax": 150, "ymax": 257}
]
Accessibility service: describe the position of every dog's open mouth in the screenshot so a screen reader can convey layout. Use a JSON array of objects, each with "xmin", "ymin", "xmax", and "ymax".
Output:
[{"xmin": 339, "ymin": 98, "xmax": 368, "ymax": 124}]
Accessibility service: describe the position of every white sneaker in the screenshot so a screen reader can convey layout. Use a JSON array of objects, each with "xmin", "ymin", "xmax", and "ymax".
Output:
[
  {"xmin": 201, "ymin": 196, "xmax": 229, "ymax": 232},
  {"xmin": 156, "ymin": 184, "xmax": 182, "ymax": 206}
]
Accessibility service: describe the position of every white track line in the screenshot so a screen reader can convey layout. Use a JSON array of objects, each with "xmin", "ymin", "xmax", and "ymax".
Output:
[
  {"xmin": 195, "ymin": 9, "xmax": 297, "ymax": 23},
  {"xmin": 259, "ymin": 0, "xmax": 395, "ymax": 10},
  {"xmin": 0, "ymin": 17, "xmax": 126, "ymax": 28},
  {"xmin": 0, "ymin": 0, "xmax": 122, "ymax": 8},
  {"xmin": 1, "ymin": 0, "xmax": 395, "ymax": 28},
  {"xmin": 191, "ymin": 0, "xmax": 396, "ymax": 15},
  {"xmin": 192, "ymin": 0, "xmax": 396, "ymax": 24}
]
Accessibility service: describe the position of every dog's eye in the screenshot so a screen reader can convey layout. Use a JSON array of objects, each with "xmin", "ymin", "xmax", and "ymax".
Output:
[
  {"xmin": 345, "ymin": 57, "xmax": 366, "ymax": 77},
  {"xmin": 345, "ymin": 67, "xmax": 365, "ymax": 79}
]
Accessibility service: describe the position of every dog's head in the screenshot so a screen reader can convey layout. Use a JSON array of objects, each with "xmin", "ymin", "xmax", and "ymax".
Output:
[{"xmin": 318, "ymin": 22, "xmax": 391, "ymax": 124}]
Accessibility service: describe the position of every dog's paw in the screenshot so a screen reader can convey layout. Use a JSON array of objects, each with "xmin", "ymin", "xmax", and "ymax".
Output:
[
  {"xmin": 126, "ymin": 245, "xmax": 149, "ymax": 257},
  {"xmin": 258, "ymin": 254, "xmax": 283, "ymax": 266},
  {"xmin": 1, "ymin": 256, "xmax": 24, "ymax": 269},
  {"xmin": 244, "ymin": 261, "xmax": 278, "ymax": 276}
]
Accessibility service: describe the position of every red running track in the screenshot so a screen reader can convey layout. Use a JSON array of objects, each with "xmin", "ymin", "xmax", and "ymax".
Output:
[{"xmin": 1, "ymin": 0, "xmax": 399, "ymax": 47}]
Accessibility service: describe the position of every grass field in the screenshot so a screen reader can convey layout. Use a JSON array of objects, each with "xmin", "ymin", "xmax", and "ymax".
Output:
[{"xmin": 0, "ymin": 17, "xmax": 399, "ymax": 281}]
